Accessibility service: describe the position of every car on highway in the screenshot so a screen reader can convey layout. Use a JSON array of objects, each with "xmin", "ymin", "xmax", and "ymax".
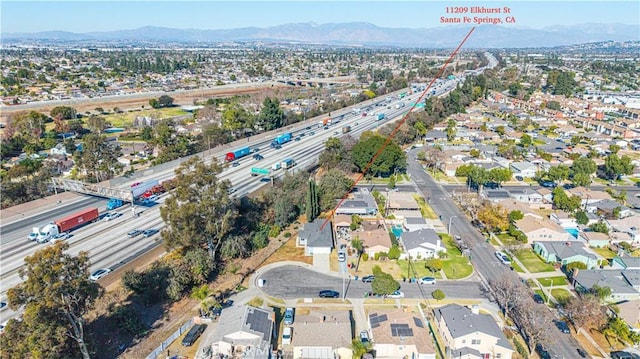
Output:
[
  {"xmin": 89, "ymin": 268, "xmax": 112, "ymax": 281},
  {"xmin": 283, "ymin": 307, "xmax": 295, "ymax": 325},
  {"xmin": 228, "ymin": 187, "xmax": 237, "ymax": 194},
  {"xmin": 28, "ymin": 232, "xmax": 38, "ymax": 241},
  {"xmin": 361, "ymin": 275, "xmax": 375, "ymax": 283},
  {"xmin": 127, "ymin": 229, "xmax": 143, "ymax": 238},
  {"xmin": 142, "ymin": 229, "xmax": 158, "ymax": 238},
  {"xmin": 338, "ymin": 251, "xmax": 346, "ymax": 262},
  {"xmin": 318, "ymin": 290, "xmax": 340, "ymax": 298},
  {"xmin": 232, "ymin": 161, "xmax": 240, "ymax": 167},
  {"xmin": 252, "ymin": 147, "xmax": 260, "ymax": 153},
  {"xmin": 103, "ymin": 212, "xmax": 121, "ymax": 221},
  {"xmin": 274, "ymin": 144, "xmax": 282, "ymax": 149},
  {"xmin": 495, "ymin": 251, "xmax": 511, "ymax": 265},
  {"xmin": 388, "ymin": 290, "xmax": 404, "ymax": 298},
  {"xmin": 51, "ymin": 232, "xmax": 71, "ymax": 243},
  {"xmin": 294, "ymin": 137, "xmax": 301, "ymax": 141},
  {"xmin": 253, "ymin": 154, "xmax": 264, "ymax": 160},
  {"xmin": 0, "ymin": 302, "xmax": 6, "ymax": 310},
  {"xmin": 309, "ymin": 131, "xmax": 315, "ymax": 136},
  {"xmin": 418, "ymin": 277, "xmax": 436, "ymax": 285}
]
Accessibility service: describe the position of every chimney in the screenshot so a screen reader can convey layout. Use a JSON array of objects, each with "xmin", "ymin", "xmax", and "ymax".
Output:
[{"xmin": 471, "ymin": 304, "xmax": 480, "ymax": 315}]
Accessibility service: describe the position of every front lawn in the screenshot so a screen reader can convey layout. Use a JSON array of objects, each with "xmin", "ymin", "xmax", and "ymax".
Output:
[
  {"xmin": 551, "ymin": 288, "xmax": 572, "ymax": 303},
  {"xmin": 413, "ymin": 195, "xmax": 438, "ymax": 219},
  {"xmin": 591, "ymin": 247, "xmax": 617, "ymax": 259},
  {"xmin": 537, "ymin": 276, "xmax": 568, "ymax": 287},
  {"xmin": 514, "ymin": 249, "xmax": 556, "ymax": 273},
  {"xmin": 397, "ymin": 259, "xmax": 443, "ymax": 279},
  {"xmin": 496, "ymin": 233, "xmax": 521, "ymax": 246},
  {"xmin": 441, "ymin": 235, "xmax": 474, "ymax": 279}
]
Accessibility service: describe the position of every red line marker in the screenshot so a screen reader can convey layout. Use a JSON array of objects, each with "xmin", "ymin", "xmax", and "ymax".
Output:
[{"xmin": 321, "ymin": 27, "xmax": 476, "ymax": 230}]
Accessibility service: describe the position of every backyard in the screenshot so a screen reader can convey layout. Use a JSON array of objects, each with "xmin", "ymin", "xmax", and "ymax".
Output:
[{"xmin": 513, "ymin": 249, "xmax": 556, "ymax": 273}]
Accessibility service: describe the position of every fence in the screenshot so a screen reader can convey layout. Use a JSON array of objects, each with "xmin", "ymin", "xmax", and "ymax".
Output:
[{"xmin": 145, "ymin": 318, "xmax": 194, "ymax": 359}]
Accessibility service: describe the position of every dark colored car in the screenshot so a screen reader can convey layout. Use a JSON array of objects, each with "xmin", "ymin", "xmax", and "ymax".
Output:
[
  {"xmin": 536, "ymin": 344, "xmax": 551, "ymax": 359},
  {"xmin": 555, "ymin": 320, "xmax": 570, "ymax": 333},
  {"xmin": 577, "ymin": 348, "xmax": 587, "ymax": 358},
  {"xmin": 318, "ymin": 290, "xmax": 340, "ymax": 298},
  {"xmin": 181, "ymin": 324, "xmax": 207, "ymax": 346},
  {"xmin": 253, "ymin": 154, "xmax": 264, "ymax": 160},
  {"xmin": 533, "ymin": 293, "xmax": 544, "ymax": 304},
  {"xmin": 361, "ymin": 275, "xmax": 375, "ymax": 283},
  {"xmin": 232, "ymin": 161, "xmax": 240, "ymax": 167}
]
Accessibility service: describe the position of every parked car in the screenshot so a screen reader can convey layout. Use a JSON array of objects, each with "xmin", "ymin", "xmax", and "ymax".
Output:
[
  {"xmin": 495, "ymin": 251, "xmax": 511, "ymax": 265},
  {"xmin": 281, "ymin": 326, "xmax": 292, "ymax": 345},
  {"xmin": 127, "ymin": 229, "xmax": 143, "ymax": 238},
  {"xmin": 338, "ymin": 251, "xmax": 346, "ymax": 262},
  {"xmin": 533, "ymin": 293, "xmax": 544, "ymax": 304},
  {"xmin": 359, "ymin": 330, "xmax": 370, "ymax": 344},
  {"xmin": 142, "ymin": 229, "xmax": 158, "ymax": 237},
  {"xmin": 419, "ymin": 277, "xmax": 436, "ymax": 285},
  {"xmin": 361, "ymin": 275, "xmax": 375, "ymax": 283},
  {"xmin": 181, "ymin": 324, "xmax": 207, "ymax": 346},
  {"xmin": 577, "ymin": 348, "xmax": 587, "ymax": 358},
  {"xmin": 318, "ymin": 290, "xmax": 340, "ymax": 298},
  {"xmin": 555, "ymin": 320, "xmax": 570, "ymax": 333},
  {"xmin": 283, "ymin": 307, "xmax": 295, "ymax": 325},
  {"xmin": 388, "ymin": 290, "xmax": 404, "ymax": 298},
  {"xmin": 89, "ymin": 268, "xmax": 112, "ymax": 281}
]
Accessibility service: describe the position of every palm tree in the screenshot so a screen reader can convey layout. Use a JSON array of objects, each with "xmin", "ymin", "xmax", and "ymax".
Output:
[
  {"xmin": 190, "ymin": 284, "xmax": 214, "ymax": 315},
  {"xmin": 351, "ymin": 338, "xmax": 371, "ymax": 359}
]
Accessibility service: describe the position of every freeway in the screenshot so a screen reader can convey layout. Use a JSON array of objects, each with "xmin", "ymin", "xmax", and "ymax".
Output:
[
  {"xmin": 405, "ymin": 147, "xmax": 586, "ymax": 359},
  {"xmin": 0, "ymin": 83, "xmax": 452, "ymax": 324}
]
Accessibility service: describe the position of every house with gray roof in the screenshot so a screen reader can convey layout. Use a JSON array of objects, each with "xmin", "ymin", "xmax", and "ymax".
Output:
[
  {"xmin": 209, "ymin": 305, "xmax": 275, "ymax": 359},
  {"xmin": 434, "ymin": 304, "xmax": 514, "ymax": 359},
  {"xmin": 612, "ymin": 256, "xmax": 640, "ymax": 270},
  {"xmin": 291, "ymin": 310, "xmax": 352, "ymax": 359},
  {"xmin": 593, "ymin": 199, "xmax": 634, "ymax": 219},
  {"xmin": 297, "ymin": 219, "xmax": 334, "ymax": 256},
  {"xmin": 399, "ymin": 228, "xmax": 445, "ymax": 260},
  {"xmin": 573, "ymin": 269, "xmax": 640, "ymax": 302},
  {"xmin": 483, "ymin": 190, "xmax": 511, "ymax": 203},
  {"xmin": 533, "ymin": 241, "xmax": 598, "ymax": 269},
  {"xmin": 403, "ymin": 217, "xmax": 432, "ymax": 232},
  {"xmin": 425, "ymin": 130, "xmax": 447, "ymax": 142},
  {"xmin": 335, "ymin": 188, "xmax": 378, "ymax": 216},
  {"xmin": 509, "ymin": 161, "xmax": 537, "ymax": 178}
]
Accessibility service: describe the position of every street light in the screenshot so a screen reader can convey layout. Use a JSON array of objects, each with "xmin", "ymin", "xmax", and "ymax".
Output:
[{"xmin": 448, "ymin": 216, "xmax": 457, "ymax": 235}]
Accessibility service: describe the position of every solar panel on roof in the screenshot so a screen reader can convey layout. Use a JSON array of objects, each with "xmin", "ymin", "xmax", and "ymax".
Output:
[
  {"xmin": 371, "ymin": 322, "xmax": 380, "ymax": 328},
  {"xmin": 413, "ymin": 317, "xmax": 424, "ymax": 328},
  {"xmin": 378, "ymin": 314, "xmax": 388, "ymax": 322}
]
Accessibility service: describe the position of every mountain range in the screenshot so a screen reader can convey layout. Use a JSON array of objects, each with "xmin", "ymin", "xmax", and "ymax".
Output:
[{"xmin": 3, "ymin": 22, "xmax": 639, "ymax": 48}]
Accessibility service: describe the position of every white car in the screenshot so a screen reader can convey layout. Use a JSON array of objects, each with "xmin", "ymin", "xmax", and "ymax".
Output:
[
  {"xmin": 388, "ymin": 290, "xmax": 404, "ymax": 298},
  {"xmin": 419, "ymin": 277, "xmax": 436, "ymax": 285},
  {"xmin": 51, "ymin": 232, "xmax": 70, "ymax": 243},
  {"xmin": 281, "ymin": 326, "xmax": 292, "ymax": 345},
  {"xmin": 89, "ymin": 268, "xmax": 112, "ymax": 281},
  {"xmin": 495, "ymin": 251, "xmax": 511, "ymax": 265},
  {"xmin": 338, "ymin": 251, "xmax": 346, "ymax": 262},
  {"xmin": 103, "ymin": 212, "xmax": 121, "ymax": 221}
]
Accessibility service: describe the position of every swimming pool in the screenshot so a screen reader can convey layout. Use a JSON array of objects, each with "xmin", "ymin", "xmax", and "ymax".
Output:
[
  {"xmin": 566, "ymin": 228, "xmax": 579, "ymax": 238},
  {"xmin": 391, "ymin": 225, "xmax": 403, "ymax": 238}
]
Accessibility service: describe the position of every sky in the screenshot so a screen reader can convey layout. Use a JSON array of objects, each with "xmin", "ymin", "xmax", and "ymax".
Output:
[{"xmin": 2, "ymin": 1, "xmax": 639, "ymax": 33}]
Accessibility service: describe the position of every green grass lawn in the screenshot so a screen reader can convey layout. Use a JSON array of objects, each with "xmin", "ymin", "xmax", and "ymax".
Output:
[
  {"xmin": 537, "ymin": 276, "xmax": 568, "ymax": 287},
  {"xmin": 413, "ymin": 195, "xmax": 438, "ymax": 219},
  {"xmin": 397, "ymin": 260, "xmax": 443, "ymax": 279},
  {"xmin": 534, "ymin": 289, "xmax": 548, "ymax": 303},
  {"xmin": 514, "ymin": 249, "xmax": 556, "ymax": 273},
  {"xmin": 103, "ymin": 107, "xmax": 190, "ymax": 128},
  {"xmin": 592, "ymin": 247, "xmax": 617, "ymax": 259},
  {"xmin": 496, "ymin": 233, "xmax": 521, "ymax": 246},
  {"xmin": 551, "ymin": 288, "xmax": 572, "ymax": 302},
  {"xmin": 440, "ymin": 235, "xmax": 474, "ymax": 279},
  {"xmin": 510, "ymin": 260, "xmax": 525, "ymax": 273}
]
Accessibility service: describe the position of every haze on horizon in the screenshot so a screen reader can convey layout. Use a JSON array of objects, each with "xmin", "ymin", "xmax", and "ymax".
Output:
[{"xmin": 2, "ymin": 1, "xmax": 639, "ymax": 34}]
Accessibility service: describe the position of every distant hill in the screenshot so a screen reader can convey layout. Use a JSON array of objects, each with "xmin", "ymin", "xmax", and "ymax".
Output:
[{"xmin": 4, "ymin": 22, "xmax": 639, "ymax": 48}]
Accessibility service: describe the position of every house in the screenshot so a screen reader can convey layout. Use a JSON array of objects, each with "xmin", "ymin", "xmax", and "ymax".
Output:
[
  {"xmin": 483, "ymin": 190, "xmax": 511, "ymax": 203},
  {"xmin": 292, "ymin": 310, "xmax": 352, "ymax": 359},
  {"xmin": 495, "ymin": 199, "xmax": 542, "ymax": 220},
  {"xmin": 612, "ymin": 256, "xmax": 640, "ymax": 270},
  {"xmin": 533, "ymin": 241, "xmax": 598, "ymax": 269},
  {"xmin": 399, "ymin": 228, "xmax": 445, "ymax": 260},
  {"xmin": 392, "ymin": 209, "xmax": 424, "ymax": 220},
  {"xmin": 297, "ymin": 219, "xmax": 334, "ymax": 256},
  {"xmin": 386, "ymin": 192, "xmax": 420, "ymax": 211},
  {"xmin": 536, "ymin": 187, "xmax": 553, "ymax": 203},
  {"xmin": 509, "ymin": 161, "xmax": 537, "ymax": 178},
  {"xmin": 567, "ymin": 187, "xmax": 611, "ymax": 207},
  {"xmin": 335, "ymin": 188, "xmax": 378, "ymax": 216},
  {"xmin": 615, "ymin": 299, "xmax": 640, "ymax": 333},
  {"xmin": 434, "ymin": 304, "xmax": 514, "ymax": 359},
  {"xmin": 572, "ymin": 269, "xmax": 640, "ymax": 302},
  {"xmin": 209, "ymin": 305, "xmax": 275, "ymax": 359},
  {"xmin": 579, "ymin": 231, "xmax": 610, "ymax": 248},
  {"xmin": 357, "ymin": 222, "xmax": 393, "ymax": 257},
  {"xmin": 550, "ymin": 212, "xmax": 578, "ymax": 229},
  {"xmin": 593, "ymin": 199, "xmax": 634, "ymax": 219},
  {"xmin": 515, "ymin": 216, "xmax": 571, "ymax": 243},
  {"xmin": 508, "ymin": 188, "xmax": 544, "ymax": 207},
  {"xmin": 49, "ymin": 143, "xmax": 69, "ymax": 156},
  {"xmin": 403, "ymin": 217, "xmax": 433, "ymax": 232},
  {"xmin": 369, "ymin": 309, "xmax": 436, "ymax": 359},
  {"xmin": 425, "ymin": 130, "xmax": 448, "ymax": 142}
]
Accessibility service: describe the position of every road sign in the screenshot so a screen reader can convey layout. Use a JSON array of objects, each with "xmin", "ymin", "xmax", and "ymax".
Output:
[{"xmin": 251, "ymin": 167, "xmax": 270, "ymax": 176}]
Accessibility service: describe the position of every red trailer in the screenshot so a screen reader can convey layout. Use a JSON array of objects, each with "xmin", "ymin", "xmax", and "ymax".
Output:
[{"xmin": 55, "ymin": 208, "xmax": 99, "ymax": 232}]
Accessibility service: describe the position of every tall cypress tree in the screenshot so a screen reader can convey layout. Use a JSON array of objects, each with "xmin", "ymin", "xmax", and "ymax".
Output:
[{"xmin": 306, "ymin": 179, "xmax": 319, "ymax": 222}]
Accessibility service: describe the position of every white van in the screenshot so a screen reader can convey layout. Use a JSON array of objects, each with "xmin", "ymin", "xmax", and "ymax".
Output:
[{"xmin": 282, "ymin": 326, "xmax": 292, "ymax": 345}]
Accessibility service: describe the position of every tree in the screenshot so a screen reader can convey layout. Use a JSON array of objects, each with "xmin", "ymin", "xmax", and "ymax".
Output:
[
  {"xmin": 477, "ymin": 204, "xmax": 509, "ymax": 233},
  {"xmin": 149, "ymin": 98, "xmax": 159, "ymax": 109},
  {"xmin": 387, "ymin": 244, "xmax": 401, "ymax": 260},
  {"xmin": 50, "ymin": 106, "xmax": 77, "ymax": 120},
  {"xmin": 305, "ymin": 179, "xmax": 320, "ymax": 222},
  {"xmin": 603, "ymin": 153, "xmax": 634, "ymax": 180},
  {"xmin": 371, "ymin": 271, "xmax": 400, "ymax": 296},
  {"xmin": 488, "ymin": 167, "xmax": 512, "ymax": 187},
  {"xmin": 590, "ymin": 284, "xmax": 612, "ymax": 300},
  {"xmin": 351, "ymin": 338, "xmax": 371, "ymax": 359},
  {"xmin": 318, "ymin": 169, "xmax": 354, "ymax": 210},
  {"xmin": 351, "ymin": 237, "xmax": 364, "ymax": 258},
  {"xmin": 490, "ymin": 274, "xmax": 527, "ymax": 323},
  {"xmin": 140, "ymin": 126, "xmax": 154, "ymax": 141},
  {"xmin": 431, "ymin": 289, "xmax": 445, "ymax": 301},
  {"xmin": 318, "ymin": 137, "xmax": 351, "ymax": 171},
  {"xmin": 515, "ymin": 303, "xmax": 553, "ymax": 354},
  {"xmin": 508, "ymin": 210, "xmax": 524, "ymax": 223},
  {"xmin": 575, "ymin": 211, "xmax": 589, "ymax": 225},
  {"xmin": 446, "ymin": 119, "xmax": 457, "ymax": 141},
  {"xmin": 4, "ymin": 242, "xmax": 101, "ymax": 359},
  {"xmin": 571, "ymin": 157, "xmax": 596, "ymax": 186},
  {"xmin": 73, "ymin": 133, "xmax": 123, "ymax": 182},
  {"xmin": 86, "ymin": 115, "xmax": 108, "ymax": 134},
  {"xmin": 564, "ymin": 294, "xmax": 607, "ymax": 330},
  {"xmin": 190, "ymin": 284, "xmax": 214, "ymax": 314},
  {"xmin": 160, "ymin": 156, "xmax": 237, "ymax": 260},
  {"xmin": 256, "ymin": 97, "xmax": 285, "ymax": 131},
  {"xmin": 158, "ymin": 94, "xmax": 175, "ymax": 108},
  {"xmin": 548, "ymin": 164, "xmax": 570, "ymax": 184},
  {"xmin": 424, "ymin": 258, "xmax": 443, "ymax": 274},
  {"xmin": 520, "ymin": 133, "xmax": 533, "ymax": 148},
  {"xmin": 552, "ymin": 187, "xmax": 581, "ymax": 213},
  {"xmin": 351, "ymin": 132, "xmax": 406, "ymax": 177},
  {"xmin": 589, "ymin": 222, "xmax": 609, "ymax": 234}
]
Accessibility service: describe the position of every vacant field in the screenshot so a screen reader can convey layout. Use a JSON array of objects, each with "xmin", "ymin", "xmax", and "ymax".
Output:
[
  {"xmin": 354, "ymin": 258, "xmax": 403, "ymax": 279},
  {"xmin": 514, "ymin": 249, "xmax": 555, "ymax": 273},
  {"xmin": 104, "ymin": 107, "xmax": 191, "ymax": 128}
]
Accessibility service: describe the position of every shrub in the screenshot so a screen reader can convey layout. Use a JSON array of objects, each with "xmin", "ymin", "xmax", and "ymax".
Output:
[
  {"xmin": 431, "ymin": 289, "xmax": 445, "ymax": 301},
  {"xmin": 513, "ymin": 338, "xmax": 528, "ymax": 358},
  {"xmin": 362, "ymin": 253, "xmax": 369, "ymax": 261},
  {"xmin": 268, "ymin": 225, "xmax": 281, "ymax": 238},
  {"xmin": 374, "ymin": 252, "xmax": 381, "ymax": 260},
  {"xmin": 284, "ymin": 232, "xmax": 291, "ymax": 238},
  {"xmin": 388, "ymin": 245, "xmax": 401, "ymax": 260}
]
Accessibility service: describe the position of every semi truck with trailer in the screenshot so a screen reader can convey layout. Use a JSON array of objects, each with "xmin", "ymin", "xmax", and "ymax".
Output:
[
  {"xmin": 281, "ymin": 158, "xmax": 296, "ymax": 170},
  {"xmin": 270, "ymin": 133, "xmax": 292, "ymax": 148},
  {"xmin": 225, "ymin": 146, "xmax": 251, "ymax": 162},
  {"xmin": 131, "ymin": 180, "xmax": 160, "ymax": 200},
  {"xmin": 30, "ymin": 207, "xmax": 99, "ymax": 243},
  {"xmin": 342, "ymin": 125, "xmax": 351, "ymax": 134},
  {"xmin": 106, "ymin": 198, "xmax": 124, "ymax": 210}
]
